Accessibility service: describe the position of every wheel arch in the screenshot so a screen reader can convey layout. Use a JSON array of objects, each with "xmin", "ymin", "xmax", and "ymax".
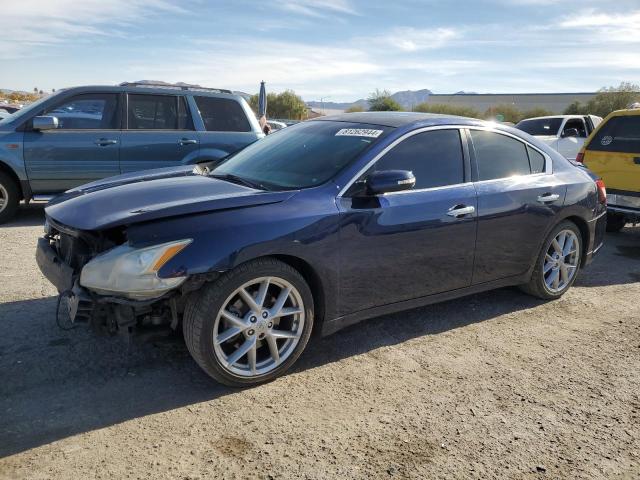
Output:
[
  {"xmin": 563, "ymin": 215, "xmax": 590, "ymax": 266},
  {"xmin": 0, "ymin": 160, "xmax": 24, "ymax": 200},
  {"xmin": 270, "ymin": 254, "xmax": 326, "ymax": 332}
]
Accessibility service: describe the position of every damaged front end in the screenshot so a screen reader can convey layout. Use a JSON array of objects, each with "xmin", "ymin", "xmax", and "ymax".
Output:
[{"xmin": 36, "ymin": 216, "xmax": 207, "ymax": 337}]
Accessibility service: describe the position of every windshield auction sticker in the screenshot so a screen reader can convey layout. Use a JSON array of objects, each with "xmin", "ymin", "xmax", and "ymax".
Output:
[{"xmin": 335, "ymin": 128, "xmax": 383, "ymax": 138}]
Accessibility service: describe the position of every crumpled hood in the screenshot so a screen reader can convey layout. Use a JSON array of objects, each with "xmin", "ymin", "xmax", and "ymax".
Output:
[{"xmin": 46, "ymin": 168, "xmax": 296, "ymax": 231}]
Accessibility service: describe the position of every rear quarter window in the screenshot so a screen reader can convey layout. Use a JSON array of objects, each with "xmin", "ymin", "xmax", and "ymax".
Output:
[
  {"xmin": 194, "ymin": 96, "xmax": 251, "ymax": 132},
  {"xmin": 588, "ymin": 115, "xmax": 640, "ymax": 153}
]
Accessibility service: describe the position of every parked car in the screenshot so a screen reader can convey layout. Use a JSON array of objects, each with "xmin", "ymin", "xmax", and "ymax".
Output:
[
  {"xmin": 36, "ymin": 112, "xmax": 607, "ymax": 386},
  {"xmin": 515, "ymin": 115, "xmax": 602, "ymax": 161},
  {"xmin": 577, "ymin": 108, "xmax": 640, "ymax": 231},
  {"xmin": 0, "ymin": 104, "xmax": 21, "ymax": 115},
  {"xmin": 0, "ymin": 82, "xmax": 263, "ymax": 223}
]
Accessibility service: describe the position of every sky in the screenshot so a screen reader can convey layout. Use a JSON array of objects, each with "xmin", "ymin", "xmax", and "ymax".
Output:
[{"xmin": 1, "ymin": 0, "xmax": 640, "ymax": 102}]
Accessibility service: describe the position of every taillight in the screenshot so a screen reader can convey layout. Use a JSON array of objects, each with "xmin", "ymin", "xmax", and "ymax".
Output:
[
  {"xmin": 595, "ymin": 179, "xmax": 607, "ymax": 204},
  {"xmin": 575, "ymin": 152, "xmax": 584, "ymax": 163}
]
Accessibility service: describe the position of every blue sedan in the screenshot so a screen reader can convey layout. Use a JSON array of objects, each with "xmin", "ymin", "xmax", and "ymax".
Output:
[{"xmin": 37, "ymin": 112, "xmax": 607, "ymax": 386}]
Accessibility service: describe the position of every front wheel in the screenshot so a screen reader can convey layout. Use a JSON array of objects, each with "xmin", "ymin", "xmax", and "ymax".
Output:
[
  {"xmin": 521, "ymin": 220, "xmax": 582, "ymax": 300},
  {"xmin": 0, "ymin": 172, "xmax": 19, "ymax": 224},
  {"xmin": 183, "ymin": 258, "xmax": 314, "ymax": 387}
]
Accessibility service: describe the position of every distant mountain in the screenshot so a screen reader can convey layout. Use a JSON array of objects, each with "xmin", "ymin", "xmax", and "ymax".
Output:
[{"xmin": 307, "ymin": 88, "xmax": 433, "ymax": 111}]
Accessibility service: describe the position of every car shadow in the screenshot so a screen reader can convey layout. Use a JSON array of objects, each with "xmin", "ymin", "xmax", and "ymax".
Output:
[
  {"xmin": 0, "ymin": 225, "xmax": 637, "ymax": 457},
  {"xmin": 1, "ymin": 204, "xmax": 45, "ymax": 228},
  {"xmin": 574, "ymin": 224, "xmax": 640, "ymax": 288},
  {"xmin": 0, "ymin": 287, "xmax": 546, "ymax": 457}
]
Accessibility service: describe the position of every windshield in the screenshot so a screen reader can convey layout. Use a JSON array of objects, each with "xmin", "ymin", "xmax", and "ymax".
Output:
[
  {"xmin": 515, "ymin": 118, "xmax": 563, "ymax": 136},
  {"xmin": 212, "ymin": 121, "xmax": 391, "ymax": 190}
]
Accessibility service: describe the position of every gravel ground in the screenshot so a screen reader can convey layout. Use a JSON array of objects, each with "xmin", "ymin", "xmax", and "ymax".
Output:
[{"xmin": 0, "ymin": 206, "xmax": 639, "ymax": 480}]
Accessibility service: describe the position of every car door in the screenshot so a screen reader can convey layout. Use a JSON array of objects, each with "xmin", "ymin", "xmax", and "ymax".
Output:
[
  {"xmin": 336, "ymin": 128, "xmax": 477, "ymax": 316},
  {"xmin": 23, "ymin": 92, "xmax": 121, "ymax": 193},
  {"xmin": 192, "ymin": 95, "xmax": 262, "ymax": 166},
  {"xmin": 557, "ymin": 117, "xmax": 587, "ymax": 160},
  {"xmin": 119, "ymin": 93, "xmax": 199, "ymax": 174},
  {"xmin": 468, "ymin": 128, "xmax": 566, "ymax": 285}
]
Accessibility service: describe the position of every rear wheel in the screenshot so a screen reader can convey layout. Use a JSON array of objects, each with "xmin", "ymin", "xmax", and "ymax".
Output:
[
  {"xmin": 521, "ymin": 220, "xmax": 582, "ymax": 300},
  {"xmin": 606, "ymin": 212, "xmax": 626, "ymax": 233},
  {"xmin": 183, "ymin": 258, "xmax": 314, "ymax": 387},
  {"xmin": 0, "ymin": 172, "xmax": 19, "ymax": 224}
]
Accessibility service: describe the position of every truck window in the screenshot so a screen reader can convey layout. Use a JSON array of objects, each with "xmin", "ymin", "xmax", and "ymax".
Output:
[
  {"xmin": 194, "ymin": 96, "xmax": 251, "ymax": 132},
  {"xmin": 515, "ymin": 118, "xmax": 563, "ymax": 136},
  {"xmin": 588, "ymin": 116, "xmax": 640, "ymax": 153},
  {"xmin": 44, "ymin": 93, "xmax": 119, "ymax": 130},
  {"xmin": 562, "ymin": 118, "xmax": 587, "ymax": 138},
  {"xmin": 128, "ymin": 94, "xmax": 192, "ymax": 130}
]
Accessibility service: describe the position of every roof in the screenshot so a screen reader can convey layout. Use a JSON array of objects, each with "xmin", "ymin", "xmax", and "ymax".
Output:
[
  {"xmin": 315, "ymin": 111, "xmax": 478, "ymax": 128},
  {"xmin": 519, "ymin": 115, "xmax": 588, "ymax": 122}
]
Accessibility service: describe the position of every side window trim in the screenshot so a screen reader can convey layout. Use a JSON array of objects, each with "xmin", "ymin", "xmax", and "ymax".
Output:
[{"xmin": 467, "ymin": 126, "xmax": 552, "ymax": 184}]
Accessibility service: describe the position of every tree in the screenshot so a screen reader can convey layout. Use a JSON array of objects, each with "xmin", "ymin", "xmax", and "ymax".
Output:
[
  {"xmin": 563, "ymin": 101, "xmax": 585, "ymax": 115},
  {"xmin": 412, "ymin": 102, "xmax": 480, "ymax": 118},
  {"xmin": 345, "ymin": 104, "xmax": 365, "ymax": 113},
  {"xmin": 583, "ymin": 82, "xmax": 640, "ymax": 118},
  {"xmin": 367, "ymin": 89, "xmax": 402, "ymax": 111},
  {"xmin": 483, "ymin": 104, "xmax": 523, "ymax": 123},
  {"xmin": 249, "ymin": 89, "xmax": 307, "ymax": 120}
]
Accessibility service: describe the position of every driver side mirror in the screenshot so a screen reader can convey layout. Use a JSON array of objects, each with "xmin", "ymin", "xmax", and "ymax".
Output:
[
  {"xmin": 366, "ymin": 170, "xmax": 416, "ymax": 195},
  {"xmin": 562, "ymin": 128, "xmax": 579, "ymax": 138},
  {"xmin": 32, "ymin": 116, "xmax": 59, "ymax": 131}
]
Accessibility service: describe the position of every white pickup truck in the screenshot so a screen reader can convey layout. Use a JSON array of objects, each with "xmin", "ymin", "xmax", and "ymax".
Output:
[{"xmin": 515, "ymin": 115, "xmax": 602, "ymax": 161}]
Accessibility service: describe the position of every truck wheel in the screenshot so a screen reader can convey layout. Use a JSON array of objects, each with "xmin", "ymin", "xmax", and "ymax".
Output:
[
  {"xmin": 0, "ymin": 172, "xmax": 19, "ymax": 224},
  {"xmin": 605, "ymin": 213, "xmax": 626, "ymax": 233},
  {"xmin": 183, "ymin": 258, "xmax": 314, "ymax": 387},
  {"xmin": 520, "ymin": 220, "xmax": 582, "ymax": 300}
]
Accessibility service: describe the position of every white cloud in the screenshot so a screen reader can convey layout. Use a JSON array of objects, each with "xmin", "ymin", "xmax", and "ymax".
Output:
[
  {"xmin": 375, "ymin": 27, "xmax": 459, "ymax": 52},
  {"xmin": 557, "ymin": 9, "xmax": 640, "ymax": 43},
  {"xmin": 0, "ymin": 0, "xmax": 189, "ymax": 60},
  {"xmin": 277, "ymin": 0, "xmax": 357, "ymax": 17}
]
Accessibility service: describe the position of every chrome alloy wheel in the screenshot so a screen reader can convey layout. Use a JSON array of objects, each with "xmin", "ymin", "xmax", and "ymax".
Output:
[
  {"xmin": 212, "ymin": 276, "xmax": 305, "ymax": 377},
  {"xmin": 543, "ymin": 229, "xmax": 580, "ymax": 293},
  {"xmin": 0, "ymin": 184, "xmax": 7, "ymax": 214}
]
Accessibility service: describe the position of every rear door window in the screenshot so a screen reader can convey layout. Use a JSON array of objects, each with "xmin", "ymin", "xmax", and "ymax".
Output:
[
  {"xmin": 44, "ymin": 93, "xmax": 120, "ymax": 129},
  {"xmin": 470, "ymin": 130, "xmax": 532, "ymax": 181},
  {"xmin": 588, "ymin": 115, "xmax": 640, "ymax": 153},
  {"xmin": 194, "ymin": 96, "xmax": 251, "ymax": 132},
  {"xmin": 127, "ymin": 94, "xmax": 192, "ymax": 130}
]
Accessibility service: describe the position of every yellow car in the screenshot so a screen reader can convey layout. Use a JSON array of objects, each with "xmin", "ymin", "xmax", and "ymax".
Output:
[{"xmin": 578, "ymin": 108, "xmax": 640, "ymax": 232}]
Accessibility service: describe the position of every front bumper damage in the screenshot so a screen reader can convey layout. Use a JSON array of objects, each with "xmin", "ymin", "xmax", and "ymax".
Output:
[{"xmin": 36, "ymin": 231, "xmax": 184, "ymax": 336}]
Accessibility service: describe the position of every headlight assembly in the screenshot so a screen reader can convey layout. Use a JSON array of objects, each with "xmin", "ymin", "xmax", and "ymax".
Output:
[{"xmin": 80, "ymin": 239, "xmax": 192, "ymax": 300}]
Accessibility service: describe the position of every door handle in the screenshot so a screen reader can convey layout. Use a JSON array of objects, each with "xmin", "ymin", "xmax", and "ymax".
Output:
[
  {"xmin": 447, "ymin": 205, "xmax": 475, "ymax": 218},
  {"xmin": 178, "ymin": 138, "xmax": 198, "ymax": 146},
  {"xmin": 537, "ymin": 193, "xmax": 560, "ymax": 204},
  {"xmin": 95, "ymin": 138, "xmax": 118, "ymax": 146},
  {"xmin": 633, "ymin": 157, "xmax": 640, "ymax": 165}
]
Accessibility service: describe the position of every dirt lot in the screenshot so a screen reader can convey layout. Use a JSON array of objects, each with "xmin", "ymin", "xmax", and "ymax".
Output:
[{"xmin": 0, "ymin": 206, "xmax": 639, "ymax": 479}]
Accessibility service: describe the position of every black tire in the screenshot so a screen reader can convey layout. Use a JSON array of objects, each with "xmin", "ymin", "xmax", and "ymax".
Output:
[
  {"xmin": 520, "ymin": 220, "xmax": 582, "ymax": 300},
  {"xmin": 183, "ymin": 258, "xmax": 314, "ymax": 387},
  {"xmin": 0, "ymin": 171, "xmax": 19, "ymax": 224},
  {"xmin": 606, "ymin": 212, "xmax": 626, "ymax": 233}
]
